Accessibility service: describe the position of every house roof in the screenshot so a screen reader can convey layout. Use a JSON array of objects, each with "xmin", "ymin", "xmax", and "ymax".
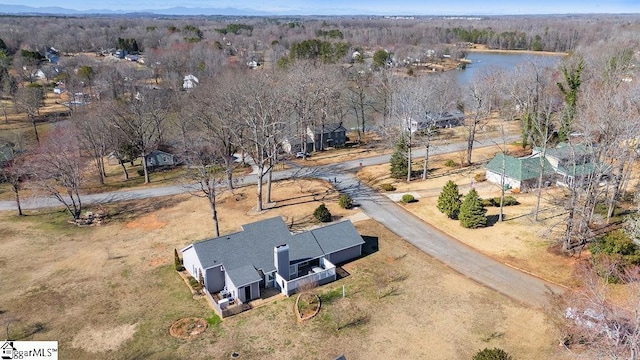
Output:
[
  {"xmin": 189, "ymin": 217, "xmax": 363, "ymax": 287},
  {"xmin": 540, "ymin": 142, "xmax": 592, "ymax": 160},
  {"xmin": 425, "ymin": 110, "xmax": 465, "ymax": 122},
  {"xmin": 312, "ymin": 122, "xmax": 346, "ymax": 134},
  {"xmin": 183, "ymin": 74, "xmax": 199, "ymax": 82},
  {"xmin": 557, "ymin": 162, "xmax": 599, "ymax": 177},
  {"xmin": 485, "ymin": 153, "xmax": 554, "ymax": 182},
  {"xmin": 226, "ymin": 264, "xmax": 262, "ymax": 288},
  {"xmin": 0, "ymin": 142, "xmax": 15, "ymax": 163},
  {"xmin": 310, "ymin": 221, "xmax": 364, "ymax": 254},
  {"xmin": 147, "ymin": 149, "xmax": 174, "ymax": 157}
]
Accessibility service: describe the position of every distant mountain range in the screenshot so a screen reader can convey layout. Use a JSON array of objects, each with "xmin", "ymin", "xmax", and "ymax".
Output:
[{"xmin": 0, "ymin": 4, "xmax": 272, "ymax": 16}]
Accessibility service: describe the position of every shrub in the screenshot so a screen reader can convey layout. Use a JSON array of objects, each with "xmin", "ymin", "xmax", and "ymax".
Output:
[
  {"xmin": 590, "ymin": 229, "xmax": 640, "ymax": 281},
  {"xmin": 444, "ymin": 159, "xmax": 457, "ymax": 167},
  {"xmin": 137, "ymin": 169, "xmax": 145, "ymax": 177},
  {"xmin": 187, "ymin": 275, "xmax": 202, "ymax": 291},
  {"xmin": 401, "ymin": 194, "xmax": 416, "ymax": 203},
  {"xmin": 437, "ymin": 180, "xmax": 462, "ymax": 219},
  {"xmin": 474, "ymin": 172, "xmax": 486, "ymax": 182},
  {"xmin": 380, "ymin": 183, "xmax": 396, "ymax": 191},
  {"xmin": 174, "ymin": 248, "xmax": 184, "ymax": 271},
  {"xmin": 338, "ymin": 194, "xmax": 353, "ymax": 209},
  {"xmin": 459, "ymin": 189, "xmax": 487, "ymax": 228},
  {"xmin": 502, "ymin": 196, "xmax": 519, "ymax": 206},
  {"xmin": 473, "ymin": 348, "xmax": 513, "ymax": 360},
  {"xmin": 483, "ymin": 196, "xmax": 519, "ymax": 207},
  {"xmin": 313, "ymin": 203, "xmax": 332, "ymax": 222}
]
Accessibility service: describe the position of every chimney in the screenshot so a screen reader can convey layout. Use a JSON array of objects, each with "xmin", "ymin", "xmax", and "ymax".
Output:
[{"xmin": 274, "ymin": 244, "xmax": 290, "ymax": 281}]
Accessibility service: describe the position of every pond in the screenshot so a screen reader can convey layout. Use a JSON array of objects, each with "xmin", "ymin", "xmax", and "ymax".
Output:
[{"xmin": 456, "ymin": 51, "xmax": 565, "ymax": 86}]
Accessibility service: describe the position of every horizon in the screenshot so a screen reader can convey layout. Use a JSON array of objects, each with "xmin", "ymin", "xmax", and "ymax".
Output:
[{"xmin": 1, "ymin": 0, "xmax": 640, "ymax": 15}]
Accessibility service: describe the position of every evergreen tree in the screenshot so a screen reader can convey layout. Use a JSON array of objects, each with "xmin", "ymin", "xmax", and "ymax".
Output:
[
  {"xmin": 459, "ymin": 189, "xmax": 488, "ymax": 228},
  {"xmin": 437, "ymin": 180, "xmax": 462, "ymax": 219},
  {"xmin": 313, "ymin": 203, "xmax": 332, "ymax": 222},
  {"xmin": 174, "ymin": 248, "xmax": 183, "ymax": 271},
  {"xmin": 390, "ymin": 137, "xmax": 408, "ymax": 179},
  {"xmin": 556, "ymin": 57, "xmax": 583, "ymax": 142}
]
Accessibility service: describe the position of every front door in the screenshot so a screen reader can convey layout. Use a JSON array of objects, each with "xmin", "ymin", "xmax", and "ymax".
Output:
[{"xmin": 244, "ymin": 286, "xmax": 251, "ymax": 301}]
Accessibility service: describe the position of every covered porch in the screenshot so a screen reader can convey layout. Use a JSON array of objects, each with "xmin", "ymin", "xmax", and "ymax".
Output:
[{"xmin": 275, "ymin": 257, "xmax": 336, "ymax": 296}]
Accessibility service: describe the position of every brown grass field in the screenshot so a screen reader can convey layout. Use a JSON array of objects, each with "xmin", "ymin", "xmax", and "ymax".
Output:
[{"xmin": 0, "ymin": 175, "xmax": 571, "ymax": 359}]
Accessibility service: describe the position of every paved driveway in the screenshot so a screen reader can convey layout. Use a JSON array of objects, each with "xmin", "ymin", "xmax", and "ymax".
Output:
[{"xmin": 333, "ymin": 173, "xmax": 564, "ymax": 308}]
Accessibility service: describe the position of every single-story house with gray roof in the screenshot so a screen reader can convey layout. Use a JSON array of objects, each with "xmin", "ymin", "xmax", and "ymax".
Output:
[{"xmin": 181, "ymin": 217, "xmax": 364, "ymax": 304}]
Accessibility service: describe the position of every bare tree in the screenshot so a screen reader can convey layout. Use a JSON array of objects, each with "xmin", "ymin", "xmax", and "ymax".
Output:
[
  {"xmin": 346, "ymin": 67, "xmax": 374, "ymax": 143},
  {"xmin": 0, "ymin": 152, "xmax": 25, "ymax": 216},
  {"xmin": 181, "ymin": 131, "xmax": 227, "ymax": 237},
  {"xmin": 72, "ymin": 108, "xmax": 110, "ymax": 185},
  {"xmin": 417, "ymin": 73, "xmax": 459, "ymax": 180},
  {"xmin": 14, "ymin": 84, "xmax": 45, "ymax": 143},
  {"xmin": 186, "ymin": 73, "xmax": 244, "ymax": 190},
  {"xmin": 107, "ymin": 88, "xmax": 172, "ymax": 184},
  {"xmin": 462, "ymin": 68, "xmax": 499, "ymax": 166},
  {"xmin": 232, "ymin": 72, "xmax": 289, "ymax": 212},
  {"xmin": 29, "ymin": 124, "xmax": 85, "ymax": 220},
  {"xmin": 284, "ymin": 62, "xmax": 337, "ymax": 153}
]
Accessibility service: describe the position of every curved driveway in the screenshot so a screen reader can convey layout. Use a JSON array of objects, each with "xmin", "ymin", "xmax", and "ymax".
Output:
[{"xmin": 0, "ymin": 135, "xmax": 563, "ymax": 307}]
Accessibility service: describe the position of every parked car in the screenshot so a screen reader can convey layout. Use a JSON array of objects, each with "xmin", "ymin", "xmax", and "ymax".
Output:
[{"xmin": 296, "ymin": 151, "xmax": 311, "ymax": 158}]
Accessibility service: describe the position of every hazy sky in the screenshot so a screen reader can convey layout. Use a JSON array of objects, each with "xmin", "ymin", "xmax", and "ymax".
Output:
[{"xmin": 5, "ymin": 0, "xmax": 640, "ymax": 14}]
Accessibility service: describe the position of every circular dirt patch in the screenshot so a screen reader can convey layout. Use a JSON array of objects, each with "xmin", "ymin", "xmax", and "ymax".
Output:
[
  {"xmin": 295, "ymin": 293, "xmax": 321, "ymax": 321},
  {"xmin": 169, "ymin": 318, "xmax": 208, "ymax": 339}
]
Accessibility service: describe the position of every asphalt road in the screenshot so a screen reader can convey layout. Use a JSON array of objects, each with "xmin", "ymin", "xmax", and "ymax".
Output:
[
  {"xmin": 1, "ymin": 134, "xmax": 563, "ymax": 306},
  {"xmin": 0, "ymin": 135, "xmax": 504, "ymax": 211}
]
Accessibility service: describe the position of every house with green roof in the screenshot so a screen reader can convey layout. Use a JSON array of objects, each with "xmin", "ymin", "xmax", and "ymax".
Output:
[
  {"xmin": 180, "ymin": 217, "xmax": 364, "ymax": 314},
  {"xmin": 532, "ymin": 142, "xmax": 602, "ymax": 187},
  {"xmin": 485, "ymin": 153, "xmax": 555, "ymax": 191}
]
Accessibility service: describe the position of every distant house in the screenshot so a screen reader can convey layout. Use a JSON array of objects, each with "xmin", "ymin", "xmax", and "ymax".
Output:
[
  {"xmin": 281, "ymin": 122, "xmax": 348, "ymax": 154},
  {"xmin": 124, "ymin": 54, "xmax": 139, "ymax": 62},
  {"xmin": 32, "ymin": 69, "xmax": 46, "ymax": 80},
  {"xmin": 307, "ymin": 122, "xmax": 347, "ymax": 151},
  {"xmin": 0, "ymin": 141, "xmax": 15, "ymax": 167},
  {"xmin": 485, "ymin": 153, "xmax": 555, "ymax": 191},
  {"xmin": 181, "ymin": 217, "xmax": 364, "ymax": 309},
  {"xmin": 410, "ymin": 110, "xmax": 465, "ymax": 133},
  {"xmin": 145, "ymin": 150, "xmax": 175, "ymax": 168},
  {"xmin": 183, "ymin": 74, "xmax": 199, "ymax": 90},
  {"xmin": 183, "ymin": 74, "xmax": 198, "ymax": 89},
  {"xmin": 427, "ymin": 110, "xmax": 465, "ymax": 128},
  {"xmin": 44, "ymin": 48, "xmax": 60, "ymax": 64},
  {"xmin": 246, "ymin": 59, "xmax": 260, "ymax": 69},
  {"xmin": 114, "ymin": 49, "xmax": 127, "ymax": 59}
]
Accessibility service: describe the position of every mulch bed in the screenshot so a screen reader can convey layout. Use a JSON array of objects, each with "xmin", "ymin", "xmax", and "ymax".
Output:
[
  {"xmin": 169, "ymin": 318, "xmax": 208, "ymax": 339},
  {"xmin": 295, "ymin": 293, "xmax": 321, "ymax": 321}
]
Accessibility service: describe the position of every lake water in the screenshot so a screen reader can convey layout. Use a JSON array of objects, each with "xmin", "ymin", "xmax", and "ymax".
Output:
[{"xmin": 455, "ymin": 52, "xmax": 564, "ymax": 86}]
